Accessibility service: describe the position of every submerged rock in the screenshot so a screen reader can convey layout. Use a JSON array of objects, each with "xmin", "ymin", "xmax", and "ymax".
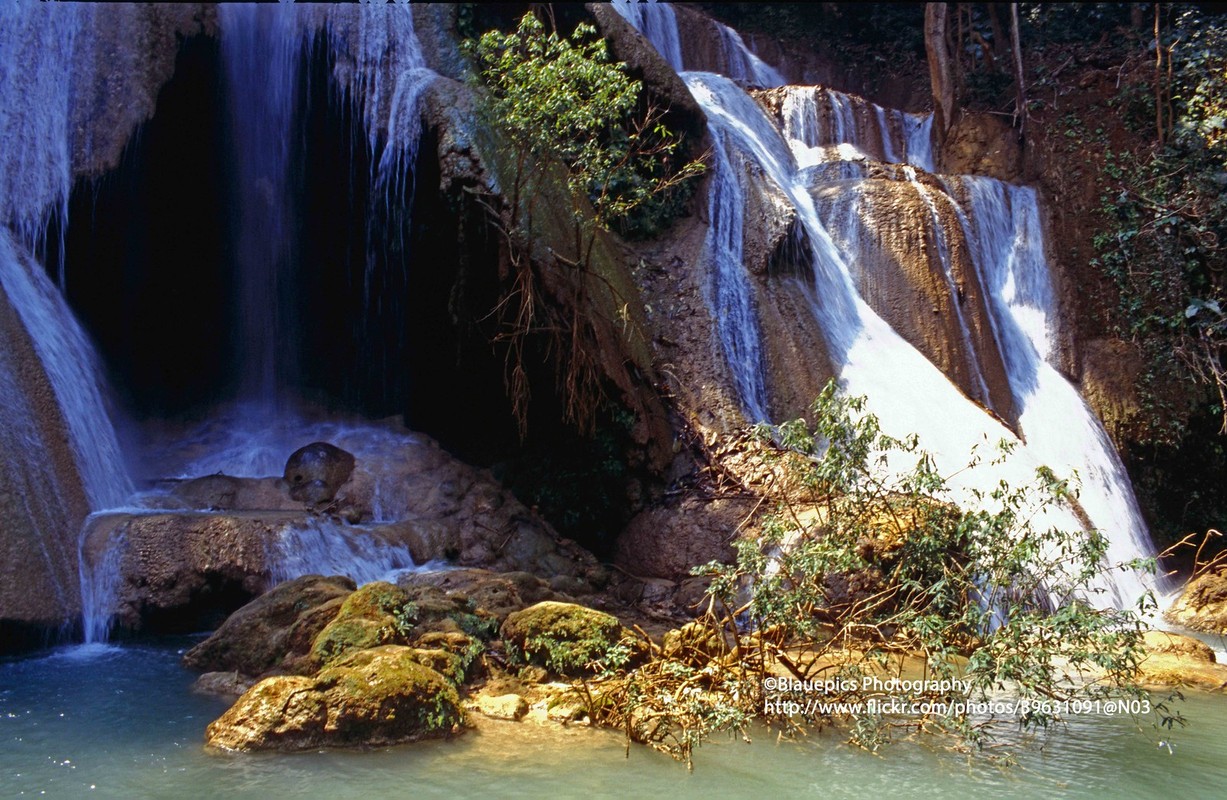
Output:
[
  {"xmin": 182, "ymin": 574, "xmax": 356, "ymax": 676},
  {"xmin": 1137, "ymin": 630, "xmax": 1227, "ymax": 692},
  {"xmin": 205, "ymin": 645, "xmax": 463, "ymax": 751}
]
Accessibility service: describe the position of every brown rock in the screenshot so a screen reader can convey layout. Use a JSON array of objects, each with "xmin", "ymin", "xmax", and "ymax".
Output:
[
  {"xmin": 191, "ymin": 671, "xmax": 256, "ymax": 699},
  {"xmin": 0, "ymin": 259, "xmax": 92, "ymax": 635},
  {"xmin": 81, "ymin": 511, "xmax": 309, "ymax": 631},
  {"xmin": 1137, "ymin": 630, "xmax": 1227, "ymax": 692},
  {"xmin": 284, "ymin": 442, "xmax": 356, "ymax": 505},
  {"xmin": 475, "ymin": 693, "xmax": 529, "ymax": 721},
  {"xmin": 182, "ymin": 574, "xmax": 355, "ymax": 676},
  {"xmin": 1165, "ymin": 571, "xmax": 1227, "ymax": 635},
  {"xmin": 615, "ymin": 497, "xmax": 752, "ymax": 580},
  {"xmin": 206, "ymin": 646, "xmax": 463, "ymax": 751},
  {"xmin": 171, "ymin": 475, "xmax": 301, "ymax": 512},
  {"xmin": 812, "ymin": 174, "xmax": 1015, "ymax": 424}
]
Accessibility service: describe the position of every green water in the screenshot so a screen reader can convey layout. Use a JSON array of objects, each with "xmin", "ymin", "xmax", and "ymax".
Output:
[{"xmin": 1, "ymin": 642, "xmax": 1223, "ymax": 798}]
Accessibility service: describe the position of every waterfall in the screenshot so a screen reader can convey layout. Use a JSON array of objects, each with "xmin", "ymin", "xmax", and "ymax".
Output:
[
  {"xmin": 324, "ymin": 3, "xmax": 435, "ymax": 399},
  {"xmin": 704, "ymin": 128, "xmax": 770, "ymax": 421},
  {"xmin": 610, "ymin": 0, "xmax": 684, "ymax": 73},
  {"xmin": 0, "ymin": 234, "xmax": 132, "ymax": 510},
  {"xmin": 611, "ymin": 0, "xmax": 784, "ymax": 87},
  {"xmin": 219, "ymin": 4, "xmax": 304, "ymax": 409},
  {"xmin": 266, "ymin": 519, "xmax": 420, "ymax": 588},
  {"xmin": 778, "ymin": 86, "xmax": 934, "ymax": 171},
  {"xmin": 956, "ymin": 178, "xmax": 1157, "ymax": 605},
  {"xmin": 621, "ymin": 6, "xmax": 1157, "ymax": 609}
]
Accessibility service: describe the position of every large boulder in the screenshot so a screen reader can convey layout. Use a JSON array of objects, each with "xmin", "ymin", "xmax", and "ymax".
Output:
[
  {"xmin": 81, "ymin": 511, "xmax": 306, "ymax": 632},
  {"xmin": 309, "ymin": 582, "xmax": 414, "ymax": 668},
  {"xmin": 1165, "ymin": 571, "xmax": 1227, "ymax": 635},
  {"xmin": 283, "ymin": 442, "xmax": 356, "ymax": 505},
  {"xmin": 182, "ymin": 574, "xmax": 355, "ymax": 676},
  {"xmin": 205, "ymin": 645, "xmax": 463, "ymax": 751},
  {"xmin": 500, "ymin": 601, "xmax": 635, "ymax": 676},
  {"xmin": 1136, "ymin": 630, "xmax": 1227, "ymax": 692}
]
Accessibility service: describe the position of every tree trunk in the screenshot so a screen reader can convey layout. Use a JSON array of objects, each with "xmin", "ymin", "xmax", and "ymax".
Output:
[
  {"xmin": 1010, "ymin": 3, "xmax": 1026, "ymax": 139},
  {"xmin": 925, "ymin": 3, "xmax": 955, "ymax": 149}
]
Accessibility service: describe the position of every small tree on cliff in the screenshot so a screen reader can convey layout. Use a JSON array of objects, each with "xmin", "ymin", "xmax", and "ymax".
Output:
[{"xmin": 465, "ymin": 11, "xmax": 703, "ymax": 436}]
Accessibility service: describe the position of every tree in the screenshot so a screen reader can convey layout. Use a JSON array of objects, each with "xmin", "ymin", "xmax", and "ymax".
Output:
[
  {"xmin": 465, "ymin": 12, "xmax": 703, "ymax": 436},
  {"xmin": 575, "ymin": 383, "xmax": 1174, "ymax": 763}
]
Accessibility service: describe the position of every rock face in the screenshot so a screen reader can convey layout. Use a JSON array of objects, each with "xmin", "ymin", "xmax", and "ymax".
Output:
[
  {"xmin": 81, "ymin": 511, "xmax": 299, "ymax": 631},
  {"xmin": 812, "ymin": 172, "xmax": 1015, "ymax": 423},
  {"xmin": 205, "ymin": 645, "xmax": 463, "ymax": 751},
  {"xmin": 614, "ymin": 497, "xmax": 751, "ymax": 580},
  {"xmin": 80, "ymin": 428, "xmax": 599, "ymax": 634},
  {"xmin": 0, "ymin": 266, "xmax": 92, "ymax": 635},
  {"xmin": 182, "ymin": 574, "xmax": 356, "ymax": 676},
  {"xmin": 1165, "ymin": 571, "xmax": 1227, "ymax": 635}
]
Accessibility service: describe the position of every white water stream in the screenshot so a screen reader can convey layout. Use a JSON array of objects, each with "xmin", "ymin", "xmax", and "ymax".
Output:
[{"xmin": 616, "ymin": 1, "xmax": 1159, "ymax": 610}]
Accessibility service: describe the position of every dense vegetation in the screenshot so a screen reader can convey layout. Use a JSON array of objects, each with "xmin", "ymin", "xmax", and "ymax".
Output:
[{"xmin": 569, "ymin": 384, "xmax": 1173, "ymax": 765}]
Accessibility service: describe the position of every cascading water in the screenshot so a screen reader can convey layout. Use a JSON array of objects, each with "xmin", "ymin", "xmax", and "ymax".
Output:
[
  {"xmin": 619, "ymin": 3, "xmax": 1158, "ymax": 609},
  {"xmin": 220, "ymin": 4, "xmax": 304, "ymax": 409},
  {"xmin": 953, "ymin": 178, "xmax": 1158, "ymax": 606},
  {"xmin": 705, "ymin": 128, "xmax": 770, "ymax": 422}
]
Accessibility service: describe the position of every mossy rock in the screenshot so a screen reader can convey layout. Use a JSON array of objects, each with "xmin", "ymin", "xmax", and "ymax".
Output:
[
  {"xmin": 406, "ymin": 646, "xmax": 467, "ymax": 686},
  {"xmin": 335, "ymin": 581, "xmax": 412, "ymax": 622},
  {"xmin": 310, "ymin": 615, "xmax": 405, "ymax": 668},
  {"xmin": 205, "ymin": 675, "xmax": 329, "ymax": 751},
  {"xmin": 500, "ymin": 601, "xmax": 631, "ymax": 676},
  {"xmin": 315, "ymin": 646, "xmax": 464, "ymax": 744},
  {"xmin": 415, "ymin": 631, "xmax": 484, "ymax": 682},
  {"xmin": 309, "ymin": 581, "xmax": 420, "ymax": 668},
  {"xmin": 183, "ymin": 574, "xmax": 355, "ymax": 675},
  {"xmin": 206, "ymin": 646, "xmax": 463, "ymax": 751}
]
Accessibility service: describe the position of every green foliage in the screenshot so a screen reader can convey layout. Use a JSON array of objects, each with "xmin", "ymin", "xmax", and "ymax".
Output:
[
  {"xmin": 463, "ymin": 11, "xmax": 702, "ymax": 438},
  {"xmin": 1093, "ymin": 10, "xmax": 1227, "ymax": 441},
  {"xmin": 575, "ymin": 385, "xmax": 1172, "ymax": 764},
  {"xmin": 722, "ymin": 385, "xmax": 1162, "ymax": 748},
  {"xmin": 465, "ymin": 12, "xmax": 702, "ymax": 240}
]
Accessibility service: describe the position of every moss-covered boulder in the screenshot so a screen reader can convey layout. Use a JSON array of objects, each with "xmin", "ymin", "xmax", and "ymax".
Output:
[
  {"xmin": 205, "ymin": 675, "xmax": 329, "ymax": 751},
  {"xmin": 308, "ymin": 581, "xmax": 414, "ymax": 667},
  {"xmin": 312, "ymin": 646, "xmax": 464, "ymax": 745},
  {"xmin": 206, "ymin": 645, "xmax": 463, "ymax": 751},
  {"xmin": 182, "ymin": 574, "xmax": 355, "ymax": 675},
  {"xmin": 500, "ymin": 601, "xmax": 633, "ymax": 676}
]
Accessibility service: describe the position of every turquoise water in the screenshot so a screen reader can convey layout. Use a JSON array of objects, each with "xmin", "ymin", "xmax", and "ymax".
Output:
[{"xmin": 2, "ymin": 642, "xmax": 1224, "ymax": 798}]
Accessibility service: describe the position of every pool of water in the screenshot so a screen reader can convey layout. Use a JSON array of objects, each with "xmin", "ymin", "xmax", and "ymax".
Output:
[{"xmin": 2, "ymin": 641, "xmax": 1224, "ymax": 798}]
